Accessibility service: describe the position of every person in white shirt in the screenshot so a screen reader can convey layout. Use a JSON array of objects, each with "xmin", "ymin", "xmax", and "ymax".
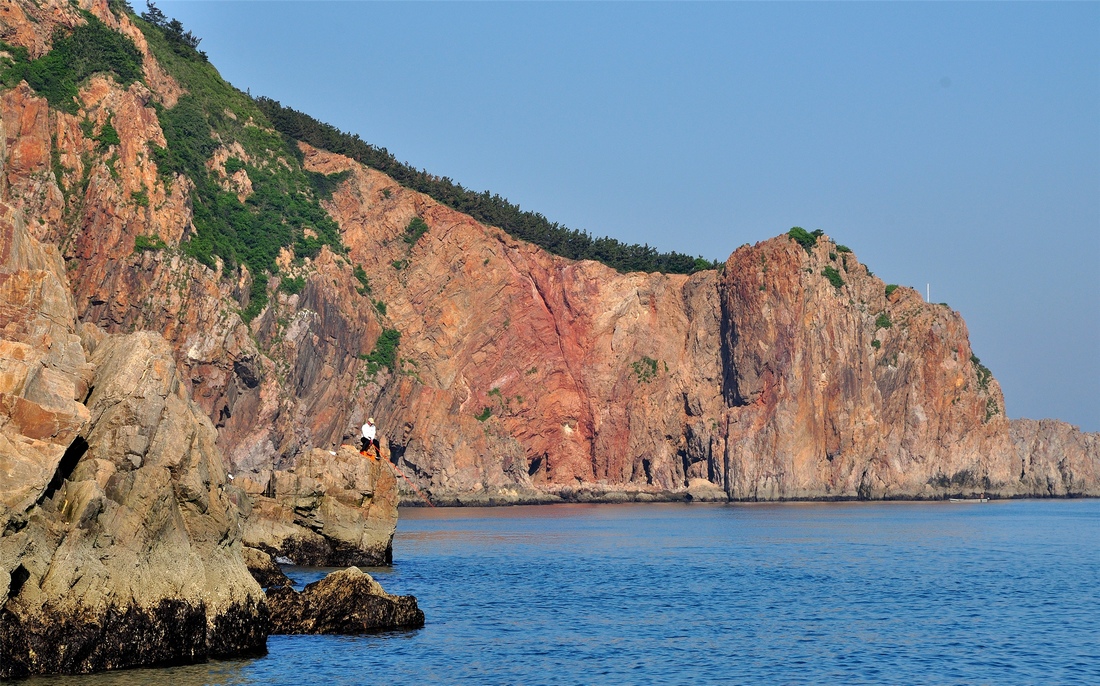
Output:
[{"xmin": 361, "ymin": 417, "xmax": 377, "ymax": 453}]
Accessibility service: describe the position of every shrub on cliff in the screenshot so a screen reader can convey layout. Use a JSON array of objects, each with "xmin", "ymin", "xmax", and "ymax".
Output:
[
  {"xmin": 404, "ymin": 217, "xmax": 429, "ymax": 246},
  {"xmin": 971, "ymin": 355, "xmax": 993, "ymax": 391},
  {"xmin": 0, "ymin": 13, "xmax": 143, "ymax": 114},
  {"xmin": 353, "ymin": 265, "xmax": 371, "ymax": 295},
  {"xmin": 279, "ymin": 276, "xmax": 305, "ymax": 295},
  {"xmin": 362, "ymin": 329, "xmax": 401, "ymax": 375},
  {"xmin": 253, "ymin": 97, "xmax": 723, "ymax": 275},
  {"xmin": 133, "ymin": 234, "xmax": 166, "ymax": 252},
  {"xmin": 822, "ymin": 266, "xmax": 845, "ymax": 289},
  {"xmin": 788, "ymin": 227, "xmax": 823, "ymax": 253}
]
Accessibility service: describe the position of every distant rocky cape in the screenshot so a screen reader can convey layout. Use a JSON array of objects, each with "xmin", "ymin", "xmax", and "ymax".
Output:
[{"xmin": 0, "ymin": 0, "xmax": 1097, "ymax": 675}]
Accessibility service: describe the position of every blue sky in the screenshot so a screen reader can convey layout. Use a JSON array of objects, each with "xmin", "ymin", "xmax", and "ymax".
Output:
[{"xmin": 159, "ymin": 1, "xmax": 1099, "ymax": 431}]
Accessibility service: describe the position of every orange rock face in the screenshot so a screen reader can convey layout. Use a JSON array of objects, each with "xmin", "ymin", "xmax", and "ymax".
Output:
[
  {"xmin": 0, "ymin": 4, "xmax": 1095, "ymax": 503},
  {"xmin": 0, "ymin": 201, "xmax": 91, "ymax": 517}
]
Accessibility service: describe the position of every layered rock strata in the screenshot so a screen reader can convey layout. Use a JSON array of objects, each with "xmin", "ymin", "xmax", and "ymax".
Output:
[
  {"xmin": 0, "ymin": 0, "xmax": 1095, "ymax": 508},
  {"xmin": 0, "ymin": 203, "xmax": 267, "ymax": 678},
  {"xmin": 240, "ymin": 443, "xmax": 398, "ymax": 566}
]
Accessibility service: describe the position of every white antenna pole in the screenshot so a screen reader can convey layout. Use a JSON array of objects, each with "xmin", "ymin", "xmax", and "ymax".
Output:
[{"xmin": 926, "ymin": 283, "xmax": 930, "ymax": 302}]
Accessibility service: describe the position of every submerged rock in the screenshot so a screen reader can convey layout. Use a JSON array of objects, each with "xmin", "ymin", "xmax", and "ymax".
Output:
[{"xmin": 267, "ymin": 567, "xmax": 424, "ymax": 635}]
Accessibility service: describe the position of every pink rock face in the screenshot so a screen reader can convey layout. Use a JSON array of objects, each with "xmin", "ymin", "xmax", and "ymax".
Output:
[
  {"xmin": 0, "ymin": 5, "xmax": 1095, "ymax": 503},
  {"xmin": 719, "ymin": 237, "xmax": 1018, "ymax": 499},
  {"xmin": 0, "ymin": 201, "xmax": 91, "ymax": 518}
]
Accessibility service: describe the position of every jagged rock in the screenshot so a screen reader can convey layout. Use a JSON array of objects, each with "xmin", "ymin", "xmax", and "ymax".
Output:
[
  {"xmin": 0, "ymin": 203, "xmax": 267, "ymax": 678},
  {"xmin": 1010, "ymin": 418, "xmax": 1100, "ymax": 496},
  {"xmin": 718, "ymin": 236, "xmax": 1023, "ymax": 500},
  {"xmin": 243, "ymin": 546, "xmax": 292, "ymax": 590},
  {"xmin": 267, "ymin": 567, "xmax": 424, "ymax": 635},
  {"xmin": 241, "ymin": 443, "xmax": 398, "ymax": 566},
  {"xmin": 0, "ymin": 203, "xmax": 92, "ymax": 525}
]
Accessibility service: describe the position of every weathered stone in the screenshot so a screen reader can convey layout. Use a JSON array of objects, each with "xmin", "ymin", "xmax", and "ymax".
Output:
[
  {"xmin": 1010, "ymin": 418, "xmax": 1100, "ymax": 496},
  {"xmin": 243, "ymin": 546, "xmax": 292, "ymax": 590},
  {"xmin": 241, "ymin": 443, "xmax": 397, "ymax": 566},
  {"xmin": 0, "ymin": 203, "xmax": 267, "ymax": 678},
  {"xmin": 267, "ymin": 567, "xmax": 424, "ymax": 635},
  {"xmin": 0, "ymin": 2, "xmax": 1095, "ymax": 513}
]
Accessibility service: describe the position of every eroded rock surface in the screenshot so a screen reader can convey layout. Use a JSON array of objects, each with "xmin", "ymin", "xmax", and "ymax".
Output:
[
  {"xmin": 267, "ymin": 567, "xmax": 424, "ymax": 635},
  {"xmin": 0, "ymin": 203, "xmax": 266, "ymax": 678},
  {"xmin": 241, "ymin": 443, "xmax": 398, "ymax": 566},
  {"xmin": 0, "ymin": 0, "xmax": 1095, "ymax": 510}
]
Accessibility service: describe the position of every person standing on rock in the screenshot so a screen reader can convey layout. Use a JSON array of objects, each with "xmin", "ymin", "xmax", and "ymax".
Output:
[{"xmin": 361, "ymin": 417, "xmax": 377, "ymax": 455}]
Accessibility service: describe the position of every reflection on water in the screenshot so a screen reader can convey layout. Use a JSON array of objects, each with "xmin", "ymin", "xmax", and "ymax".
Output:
[{"xmin": 29, "ymin": 500, "xmax": 1100, "ymax": 685}]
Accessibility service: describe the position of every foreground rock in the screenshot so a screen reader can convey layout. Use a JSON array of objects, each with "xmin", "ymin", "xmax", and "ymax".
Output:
[
  {"xmin": 0, "ymin": 204, "xmax": 266, "ymax": 678},
  {"xmin": 240, "ymin": 443, "xmax": 398, "ymax": 566},
  {"xmin": 266, "ymin": 567, "xmax": 424, "ymax": 635}
]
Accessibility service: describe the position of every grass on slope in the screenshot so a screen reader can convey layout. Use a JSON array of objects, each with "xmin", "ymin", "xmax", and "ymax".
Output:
[{"xmin": 133, "ymin": 9, "xmax": 348, "ymax": 320}]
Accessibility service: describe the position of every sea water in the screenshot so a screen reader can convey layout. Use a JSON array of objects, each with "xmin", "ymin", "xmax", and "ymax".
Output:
[{"xmin": 29, "ymin": 500, "xmax": 1100, "ymax": 685}]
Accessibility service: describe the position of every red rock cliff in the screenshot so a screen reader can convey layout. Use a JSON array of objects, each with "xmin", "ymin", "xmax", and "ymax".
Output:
[{"xmin": 1, "ymin": 0, "xmax": 1095, "ymax": 504}]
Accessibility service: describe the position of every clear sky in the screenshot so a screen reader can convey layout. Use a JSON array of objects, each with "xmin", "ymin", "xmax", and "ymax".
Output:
[{"xmin": 159, "ymin": 1, "xmax": 1099, "ymax": 432}]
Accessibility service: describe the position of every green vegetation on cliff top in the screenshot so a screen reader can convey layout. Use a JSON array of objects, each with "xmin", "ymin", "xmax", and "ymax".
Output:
[
  {"xmin": 9, "ymin": 3, "xmax": 723, "ymax": 326},
  {"xmin": 133, "ymin": 7, "xmax": 347, "ymax": 321},
  {"xmin": 254, "ymin": 97, "xmax": 722, "ymax": 275}
]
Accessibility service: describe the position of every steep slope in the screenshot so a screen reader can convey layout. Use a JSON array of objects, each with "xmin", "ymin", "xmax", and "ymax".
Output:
[
  {"xmin": 0, "ymin": 0, "xmax": 1095, "ymax": 505},
  {"xmin": 0, "ymin": 201, "xmax": 266, "ymax": 677}
]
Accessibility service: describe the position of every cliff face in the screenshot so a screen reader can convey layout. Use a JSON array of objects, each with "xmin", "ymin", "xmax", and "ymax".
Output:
[
  {"xmin": 0, "ymin": 0, "xmax": 1095, "ymax": 507},
  {"xmin": 0, "ymin": 201, "xmax": 267, "ymax": 678},
  {"xmin": 719, "ymin": 237, "xmax": 1017, "ymax": 499}
]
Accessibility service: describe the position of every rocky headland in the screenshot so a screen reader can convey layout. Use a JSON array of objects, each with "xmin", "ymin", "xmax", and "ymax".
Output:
[
  {"xmin": 1, "ymin": 0, "xmax": 1096, "ymax": 511},
  {"xmin": 0, "ymin": 0, "xmax": 1096, "ymax": 675},
  {"xmin": 0, "ymin": 195, "xmax": 417, "ymax": 677}
]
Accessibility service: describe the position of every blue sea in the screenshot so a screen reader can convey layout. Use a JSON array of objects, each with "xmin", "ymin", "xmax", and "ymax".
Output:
[{"xmin": 32, "ymin": 500, "xmax": 1100, "ymax": 685}]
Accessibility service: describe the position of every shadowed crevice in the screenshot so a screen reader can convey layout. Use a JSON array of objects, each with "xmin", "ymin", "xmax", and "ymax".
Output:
[{"xmin": 36, "ymin": 437, "xmax": 89, "ymax": 506}]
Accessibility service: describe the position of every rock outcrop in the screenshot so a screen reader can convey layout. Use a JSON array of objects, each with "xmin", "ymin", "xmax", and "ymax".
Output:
[
  {"xmin": 240, "ymin": 443, "xmax": 398, "ymax": 566},
  {"xmin": 266, "ymin": 567, "xmax": 424, "ymax": 635},
  {"xmin": 1009, "ymin": 418, "xmax": 1100, "ymax": 496},
  {"xmin": 0, "ymin": 202, "xmax": 267, "ymax": 678},
  {"xmin": 0, "ymin": 202, "xmax": 92, "ymax": 525},
  {"xmin": 0, "ymin": 0, "xmax": 1095, "ymax": 511}
]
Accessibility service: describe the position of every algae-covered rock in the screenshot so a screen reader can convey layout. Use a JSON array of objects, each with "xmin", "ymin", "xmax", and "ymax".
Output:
[{"xmin": 267, "ymin": 567, "xmax": 424, "ymax": 635}]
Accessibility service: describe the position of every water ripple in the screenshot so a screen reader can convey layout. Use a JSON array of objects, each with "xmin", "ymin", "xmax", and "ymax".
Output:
[{"xmin": 31, "ymin": 500, "xmax": 1100, "ymax": 685}]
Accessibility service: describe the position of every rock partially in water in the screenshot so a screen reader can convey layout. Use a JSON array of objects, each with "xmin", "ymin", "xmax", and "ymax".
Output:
[
  {"xmin": 267, "ymin": 567, "xmax": 424, "ymax": 635},
  {"xmin": 241, "ymin": 444, "xmax": 398, "ymax": 567},
  {"xmin": 0, "ymin": 204, "xmax": 267, "ymax": 678},
  {"xmin": 243, "ymin": 546, "xmax": 292, "ymax": 590}
]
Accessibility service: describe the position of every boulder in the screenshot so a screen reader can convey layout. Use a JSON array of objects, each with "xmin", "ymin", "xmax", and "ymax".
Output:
[
  {"xmin": 241, "ymin": 444, "xmax": 398, "ymax": 566},
  {"xmin": 267, "ymin": 567, "xmax": 424, "ymax": 635},
  {"xmin": 243, "ymin": 546, "xmax": 293, "ymax": 590}
]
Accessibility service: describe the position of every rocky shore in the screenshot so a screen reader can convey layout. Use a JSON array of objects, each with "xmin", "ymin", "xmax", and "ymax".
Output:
[
  {"xmin": 1, "ymin": 0, "xmax": 1097, "ymax": 677},
  {"xmin": 0, "ymin": 204, "xmax": 418, "ymax": 678}
]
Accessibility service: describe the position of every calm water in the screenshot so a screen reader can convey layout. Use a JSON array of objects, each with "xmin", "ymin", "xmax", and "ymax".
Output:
[{"xmin": 31, "ymin": 500, "xmax": 1100, "ymax": 685}]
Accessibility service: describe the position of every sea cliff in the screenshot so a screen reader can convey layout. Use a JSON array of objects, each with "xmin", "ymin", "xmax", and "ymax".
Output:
[{"xmin": 1, "ymin": 0, "xmax": 1096, "ymax": 509}]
